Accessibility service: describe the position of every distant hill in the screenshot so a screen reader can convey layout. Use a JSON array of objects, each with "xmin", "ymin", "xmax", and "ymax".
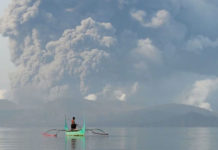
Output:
[
  {"xmin": 2, "ymin": 101, "xmax": 218, "ymax": 127},
  {"xmin": 0, "ymin": 99, "xmax": 18, "ymax": 125},
  {"xmin": 95, "ymin": 104, "xmax": 218, "ymax": 127}
]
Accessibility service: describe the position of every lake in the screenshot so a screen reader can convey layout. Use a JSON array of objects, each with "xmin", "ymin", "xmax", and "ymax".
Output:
[{"xmin": 1, "ymin": 127, "xmax": 218, "ymax": 150}]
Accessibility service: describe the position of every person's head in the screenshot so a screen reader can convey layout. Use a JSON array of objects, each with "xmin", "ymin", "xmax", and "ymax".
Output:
[{"xmin": 72, "ymin": 117, "xmax": 75, "ymax": 120}]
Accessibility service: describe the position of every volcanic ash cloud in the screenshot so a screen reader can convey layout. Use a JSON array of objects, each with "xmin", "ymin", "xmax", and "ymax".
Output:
[{"xmin": 2, "ymin": 14, "xmax": 116, "ymax": 102}]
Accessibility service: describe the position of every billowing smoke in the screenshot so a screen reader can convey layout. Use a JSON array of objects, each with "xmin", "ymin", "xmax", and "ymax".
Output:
[
  {"xmin": 183, "ymin": 78, "xmax": 218, "ymax": 111},
  {"xmin": 1, "ymin": 0, "xmax": 218, "ymax": 110},
  {"xmin": 0, "ymin": 0, "xmax": 139, "ymax": 103},
  {"xmin": 3, "ymin": 16, "xmax": 116, "ymax": 102}
]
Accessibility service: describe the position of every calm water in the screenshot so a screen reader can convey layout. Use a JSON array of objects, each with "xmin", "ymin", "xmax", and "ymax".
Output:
[{"xmin": 1, "ymin": 127, "xmax": 218, "ymax": 150}]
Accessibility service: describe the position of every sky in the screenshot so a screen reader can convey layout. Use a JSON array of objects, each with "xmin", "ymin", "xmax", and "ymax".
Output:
[
  {"xmin": 1, "ymin": 0, "xmax": 218, "ymax": 112},
  {"xmin": 0, "ymin": 0, "xmax": 14, "ymax": 99}
]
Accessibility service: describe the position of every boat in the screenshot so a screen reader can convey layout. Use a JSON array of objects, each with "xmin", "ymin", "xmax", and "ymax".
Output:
[
  {"xmin": 65, "ymin": 117, "xmax": 85, "ymax": 136},
  {"xmin": 43, "ymin": 117, "xmax": 107, "ymax": 137},
  {"xmin": 65, "ymin": 123, "xmax": 85, "ymax": 136}
]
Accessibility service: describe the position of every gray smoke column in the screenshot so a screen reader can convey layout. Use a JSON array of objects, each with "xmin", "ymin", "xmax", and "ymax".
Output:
[
  {"xmin": 0, "ymin": 0, "xmax": 116, "ymax": 103},
  {"xmin": 1, "ymin": 0, "xmax": 200, "ymax": 107}
]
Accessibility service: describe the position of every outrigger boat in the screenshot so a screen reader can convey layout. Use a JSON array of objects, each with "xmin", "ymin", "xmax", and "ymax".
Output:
[
  {"xmin": 43, "ymin": 117, "xmax": 108, "ymax": 137},
  {"xmin": 64, "ymin": 117, "xmax": 85, "ymax": 136}
]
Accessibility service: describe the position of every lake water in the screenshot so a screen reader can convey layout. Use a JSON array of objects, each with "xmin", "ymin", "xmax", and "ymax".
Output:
[{"xmin": 1, "ymin": 127, "xmax": 218, "ymax": 150}]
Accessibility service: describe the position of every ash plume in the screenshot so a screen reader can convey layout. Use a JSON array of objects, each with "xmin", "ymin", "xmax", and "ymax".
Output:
[{"xmin": 1, "ymin": 0, "xmax": 218, "ymax": 111}]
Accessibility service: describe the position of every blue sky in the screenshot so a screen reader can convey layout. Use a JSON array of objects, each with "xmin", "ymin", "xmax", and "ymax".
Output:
[
  {"xmin": 0, "ymin": 0, "xmax": 14, "ymax": 98},
  {"xmin": 1, "ymin": 0, "xmax": 218, "ymax": 111}
]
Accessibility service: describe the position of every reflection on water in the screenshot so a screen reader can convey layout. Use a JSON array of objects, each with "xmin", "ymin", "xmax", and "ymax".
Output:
[
  {"xmin": 71, "ymin": 138, "xmax": 76, "ymax": 149},
  {"xmin": 65, "ymin": 136, "xmax": 85, "ymax": 150},
  {"xmin": 119, "ymin": 128, "xmax": 127, "ymax": 149},
  {"xmin": 187, "ymin": 128, "xmax": 211, "ymax": 150},
  {"xmin": 1, "ymin": 127, "xmax": 218, "ymax": 150}
]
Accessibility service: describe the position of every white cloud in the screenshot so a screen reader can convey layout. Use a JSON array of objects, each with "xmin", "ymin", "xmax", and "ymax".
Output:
[
  {"xmin": 118, "ymin": 0, "xmax": 129, "ymax": 8},
  {"xmin": 65, "ymin": 8, "xmax": 75, "ymax": 12},
  {"xmin": 148, "ymin": 10, "xmax": 169, "ymax": 27},
  {"xmin": 131, "ymin": 82, "xmax": 139, "ymax": 94},
  {"xmin": 84, "ymin": 94, "xmax": 97, "ymax": 101},
  {"xmin": 130, "ymin": 10, "xmax": 147, "ymax": 23},
  {"xmin": 183, "ymin": 78, "xmax": 218, "ymax": 111},
  {"xmin": 92, "ymin": 82, "xmax": 139, "ymax": 102},
  {"xmin": 186, "ymin": 35, "xmax": 218, "ymax": 53},
  {"xmin": 114, "ymin": 90, "xmax": 126, "ymax": 101},
  {"xmin": 131, "ymin": 9, "xmax": 169, "ymax": 28},
  {"xmin": 0, "ymin": 89, "xmax": 6, "ymax": 99},
  {"xmin": 134, "ymin": 38, "xmax": 161, "ymax": 63}
]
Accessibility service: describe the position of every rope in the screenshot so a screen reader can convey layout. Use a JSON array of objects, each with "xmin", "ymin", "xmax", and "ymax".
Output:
[{"xmin": 86, "ymin": 128, "xmax": 109, "ymax": 135}]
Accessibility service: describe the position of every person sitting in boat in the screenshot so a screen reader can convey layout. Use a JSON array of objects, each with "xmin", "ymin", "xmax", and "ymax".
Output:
[{"xmin": 71, "ymin": 116, "xmax": 77, "ymax": 130}]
